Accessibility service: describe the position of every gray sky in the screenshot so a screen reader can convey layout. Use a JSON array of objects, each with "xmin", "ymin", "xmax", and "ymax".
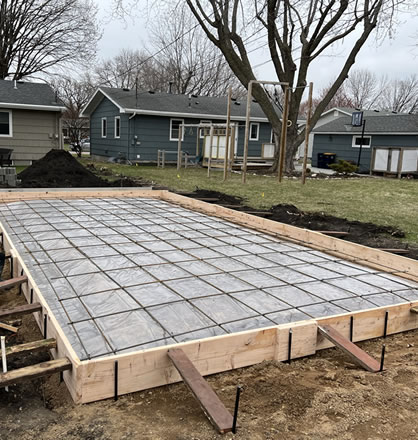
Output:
[{"xmin": 96, "ymin": 1, "xmax": 418, "ymax": 94}]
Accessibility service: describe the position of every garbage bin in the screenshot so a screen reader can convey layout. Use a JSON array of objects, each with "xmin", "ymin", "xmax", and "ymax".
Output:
[{"xmin": 317, "ymin": 152, "xmax": 336, "ymax": 169}]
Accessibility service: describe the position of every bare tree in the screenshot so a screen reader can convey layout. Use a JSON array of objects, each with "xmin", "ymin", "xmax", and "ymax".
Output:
[
  {"xmin": 50, "ymin": 75, "xmax": 95, "ymax": 156},
  {"xmin": 180, "ymin": 0, "xmax": 408, "ymax": 171},
  {"xmin": 346, "ymin": 69, "xmax": 380, "ymax": 109},
  {"xmin": 96, "ymin": 7, "xmax": 243, "ymax": 98},
  {"xmin": 377, "ymin": 74, "xmax": 418, "ymax": 113},
  {"xmin": 149, "ymin": 6, "xmax": 244, "ymax": 97},
  {"xmin": 0, "ymin": 0, "xmax": 100, "ymax": 80}
]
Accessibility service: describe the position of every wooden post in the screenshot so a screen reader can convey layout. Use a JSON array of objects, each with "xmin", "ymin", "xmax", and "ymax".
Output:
[
  {"xmin": 229, "ymin": 124, "xmax": 236, "ymax": 172},
  {"xmin": 302, "ymin": 82, "xmax": 313, "ymax": 185},
  {"xmin": 196, "ymin": 126, "xmax": 200, "ymax": 156},
  {"xmin": 162, "ymin": 150, "xmax": 165, "ymax": 169},
  {"xmin": 177, "ymin": 125, "xmax": 183, "ymax": 170},
  {"xmin": 242, "ymin": 81, "xmax": 253, "ymax": 184},
  {"xmin": 223, "ymin": 87, "xmax": 232, "ymax": 182},
  {"xmin": 397, "ymin": 148, "xmax": 404, "ymax": 179},
  {"xmin": 278, "ymin": 86, "xmax": 290, "ymax": 182},
  {"xmin": 207, "ymin": 125, "xmax": 214, "ymax": 178}
]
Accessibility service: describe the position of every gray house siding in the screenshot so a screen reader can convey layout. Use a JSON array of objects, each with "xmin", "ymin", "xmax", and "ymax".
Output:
[
  {"xmin": 90, "ymin": 98, "xmax": 130, "ymax": 159},
  {"xmin": 236, "ymin": 122, "xmax": 272, "ymax": 156},
  {"xmin": 312, "ymin": 133, "xmax": 418, "ymax": 171},
  {"xmin": 0, "ymin": 109, "xmax": 61, "ymax": 165},
  {"xmin": 90, "ymin": 96, "xmax": 272, "ymax": 162}
]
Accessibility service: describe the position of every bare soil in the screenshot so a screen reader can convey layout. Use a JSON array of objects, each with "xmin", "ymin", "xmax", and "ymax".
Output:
[
  {"xmin": 1, "ymin": 255, "xmax": 417, "ymax": 440},
  {"xmin": 188, "ymin": 189, "xmax": 418, "ymax": 260}
]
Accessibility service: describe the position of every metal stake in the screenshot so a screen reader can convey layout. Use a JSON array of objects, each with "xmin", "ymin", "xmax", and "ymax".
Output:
[
  {"xmin": 383, "ymin": 311, "xmax": 389, "ymax": 338},
  {"xmin": 114, "ymin": 360, "xmax": 119, "ymax": 401},
  {"xmin": 232, "ymin": 385, "xmax": 242, "ymax": 434},
  {"xmin": 30, "ymin": 288, "xmax": 34, "ymax": 304},
  {"xmin": 350, "ymin": 316, "xmax": 354, "ymax": 342},
  {"xmin": 380, "ymin": 344, "xmax": 386, "ymax": 372},
  {"xmin": 287, "ymin": 328, "xmax": 293, "ymax": 364},
  {"xmin": 43, "ymin": 314, "xmax": 47, "ymax": 339}
]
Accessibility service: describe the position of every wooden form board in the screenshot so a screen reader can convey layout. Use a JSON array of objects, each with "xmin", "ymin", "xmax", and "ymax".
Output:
[{"xmin": 0, "ymin": 189, "xmax": 417, "ymax": 404}]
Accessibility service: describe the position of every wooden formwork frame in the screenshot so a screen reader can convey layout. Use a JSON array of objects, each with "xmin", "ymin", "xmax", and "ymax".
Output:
[{"xmin": 0, "ymin": 189, "xmax": 417, "ymax": 403}]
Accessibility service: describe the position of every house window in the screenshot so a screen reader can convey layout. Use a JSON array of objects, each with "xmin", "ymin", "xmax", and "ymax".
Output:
[
  {"xmin": 170, "ymin": 118, "xmax": 184, "ymax": 141},
  {"xmin": 114, "ymin": 116, "xmax": 120, "ymax": 138},
  {"xmin": 0, "ymin": 111, "xmax": 12, "ymax": 137},
  {"xmin": 101, "ymin": 118, "xmax": 107, "ymax": 138},
  {"xmin": 200, "ymin": 120, "xmax": 211, "ymax": 138},
  {"xmin": 250, "ymin": 123, "xmax": 259, "ymax": 141},
  {"xmin": 352, "ymin": 135, "xmax": 371, "ymax": 148}
]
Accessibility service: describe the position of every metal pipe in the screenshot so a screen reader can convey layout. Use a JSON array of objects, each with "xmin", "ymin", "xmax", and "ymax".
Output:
[
  {"xmin": 114, "ymin": 360, "xmax": 119, "ymax": 401},
  {"xmin": 380, "ymin": 344, "xmax": 386, "ymax": 372},
  {"xmin": 287, "ymin": 328, "xmax": 293, "ymax": 363},
  {"xmin": 383, "ymin": 311, "xmax": 389, "ymax": 338},
  {"xmin": 232, "ymin": 385, "xmax": 242, "ymax": 434}
]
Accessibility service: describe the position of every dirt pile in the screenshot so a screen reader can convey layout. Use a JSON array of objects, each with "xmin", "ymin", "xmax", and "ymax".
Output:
[{"xmin": 18, "ymin": 150, "xmax": 110, "ymax": 188}]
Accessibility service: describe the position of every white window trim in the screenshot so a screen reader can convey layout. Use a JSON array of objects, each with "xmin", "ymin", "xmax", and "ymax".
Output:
[
  {"xmin": 250, "ymin": 122, "xmax": 259, "ymax": 141},
  {"xmin": 101, "ymin": 117, "xmax": 107, "ymax": 138},
  {"xmin": 0, "ymin": 110, "xmax": 13, "ymax": 138},
  {"xmin": 114, "ymin": 116, "xmax": 120, "ymax": 139},
  {"xmin": 170, "ymin": 118, "xmax": 184, "ymax": 141},
  {"xmin": 352, "ymin": 135, "xmax": 371, "ymax": 148},
  {"xmin": 200, "ymin": 120, "xmax": 211, "ymax": 138}
]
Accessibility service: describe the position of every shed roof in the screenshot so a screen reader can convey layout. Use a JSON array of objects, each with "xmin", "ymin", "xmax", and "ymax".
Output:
[
  {"xmin": 82, "ymin": 87, "xmax": 281, "ymax": 121},
  {"xmin": 313, "ymin": 114, "xmax": 418, "ymax": 134},
  {"xmin": 0, "ymin": 80, "xmax": 65, "ymax": 111}
]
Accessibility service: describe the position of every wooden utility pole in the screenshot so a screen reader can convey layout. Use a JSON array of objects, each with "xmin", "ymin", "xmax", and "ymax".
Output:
[
  {"xmin": 242, "ymin": 81, "xmax": 253, "ymax": 184},
  {"xmin": 302, "ymin": 82, "xmax": 313, "ymax": 185},
  {"xmin": 223, "ymin": 87, "xmax": 232, "ymax": 182},
  {"xmin": 207, "ymin": 125, "xmax": 214, "ymax": 178},
  {"xmin": 278, "ymin": 85, "xmax": 290, "ymax": 182},
  {"xmin": 177, "ymin": 124, "xmax": 183, "ymax": 170}
]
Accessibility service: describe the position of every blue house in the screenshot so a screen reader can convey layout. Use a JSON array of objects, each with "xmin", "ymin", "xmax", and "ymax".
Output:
[
  {"xmin": 312, "ymin": 112, "xmax": 418, "ymax": 174},
  {"xmin": 81, "ymin": 87, "xmax": 278, "ymax": 163}
]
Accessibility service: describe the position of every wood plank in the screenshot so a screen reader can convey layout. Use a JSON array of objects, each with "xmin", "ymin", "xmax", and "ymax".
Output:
[
  {"xmin": 410, "ymin": 307, "xmax": 418, "ymax": 314},
  {"xmin": 318, "ymin": 325, "xmax": 380, "ymax": 372},
  {"xmin": 0, "ymin": 322, "xmax": 18, "ymax": 332},
  {"xmin": 317, "ymin": 231, "xmax": 349, "ymax": 237},
  {"xmin": 379, "ymin": 248, "xmax": 409, "ymax": 255},
  {"xmin": 0, "ymin": 358, "xmax": 72, "ymax": 387},
  {"xmin": 0, "ymin": 338, "xmax": 56, "ymax": 358},
  {"xmin": 0, "ymin": 275, "xmax": 28, "ymax": 291},
  {"xmin": 168, "ymin": 348, "xmax": 233, "ymax": 434},
  {"xmin": 0, "ymin": 302, "xmax": 42, "ymax": 320}
]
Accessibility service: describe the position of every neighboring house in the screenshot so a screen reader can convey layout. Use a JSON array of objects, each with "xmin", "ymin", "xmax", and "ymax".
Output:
[
  {"xmin": 0, "ymin": 80, "xmax": 66, "ymax": 165},
  {"xmin": 81, "ymin": 87, "xmax": 279, "ymax": 162},
  {"xmin": 312, "ymin": 113, "xmax": 418, "ymax": 174},
  {"xmin": 296, "ymin": 107, "xmax": 397, "ymax": 159}
]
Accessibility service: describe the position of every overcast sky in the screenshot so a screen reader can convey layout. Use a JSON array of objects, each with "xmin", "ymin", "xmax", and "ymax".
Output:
[{"xmin": 96, "ymin": 1, "xmax": 418, "ymax": 94}]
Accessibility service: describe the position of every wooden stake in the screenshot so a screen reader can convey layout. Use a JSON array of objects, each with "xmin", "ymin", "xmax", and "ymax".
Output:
[
  {"xmin": 0, "ymin": 322, "xmax": 18, "ymax": 333},
  {"xmin": 177, "ymin": 124, "xmax": 183, "ymax": 170},
  {"xmin": 223, "ymin": 87, "xmax": 232, "ymax": 182},
  {"xmin": 302, "ymin": 82, "xmax": 313, "ymax": 185},
  {"xmin": 242, "ymin": 81, "xmax": 253, "ymax": 184},
  {"xmin": 207, "ymin": 125, "xmax": 214, "ymax": 178},
  {"xmin": 278, "ymin": 86, "xmax": 290, "ymax": 182},
  {"xmin": 0, "ymin": 338, "xmax": 56, "ymax": 358}
]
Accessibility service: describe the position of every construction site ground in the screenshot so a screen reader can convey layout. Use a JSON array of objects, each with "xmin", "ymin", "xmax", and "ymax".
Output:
[{"xmin": 1, "ymin": 266, "xmax": 417, "ymax": 440}]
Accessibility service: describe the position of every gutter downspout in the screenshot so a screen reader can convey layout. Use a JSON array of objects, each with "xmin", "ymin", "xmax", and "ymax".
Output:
[{"xmin": 128, "ymin": 112, "xmax": 137, "ymax": 161}]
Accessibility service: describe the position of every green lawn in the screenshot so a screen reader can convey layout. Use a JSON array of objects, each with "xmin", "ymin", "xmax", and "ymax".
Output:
[{"xmin": 80, "ymin": 160, "xmax": 418, "ymax": 244}]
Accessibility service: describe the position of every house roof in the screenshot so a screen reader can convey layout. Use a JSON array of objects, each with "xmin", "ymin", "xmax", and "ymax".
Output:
[
  {"xmin": 313, "ymin": 114, "xmax": 418, "ymax": 134},
  {"xmin": 0, "ymin": 80, "xmax": 65, "ymax": 112},
  {"xmin": 81, "ymin": 87, "xmax": 281, "ymax": 122}
]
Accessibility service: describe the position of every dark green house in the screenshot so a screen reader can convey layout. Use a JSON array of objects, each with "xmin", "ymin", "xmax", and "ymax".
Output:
[
  {"xmin": 312, "ymin": 113, "xmax": 418, "ymax": 174},
  {"xmin": 81, "ymin": 87, "xmax": 277, "ymax": 163}
]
